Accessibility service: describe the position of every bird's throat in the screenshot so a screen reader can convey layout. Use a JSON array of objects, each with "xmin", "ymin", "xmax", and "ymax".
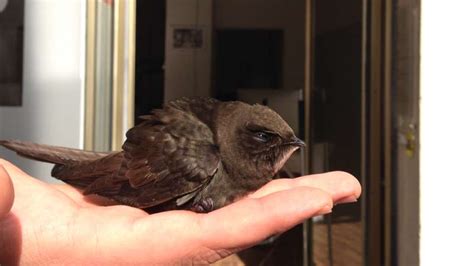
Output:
[{"xmin": 273, "ymin": 146, "xmax": 299, "ymax": 175}]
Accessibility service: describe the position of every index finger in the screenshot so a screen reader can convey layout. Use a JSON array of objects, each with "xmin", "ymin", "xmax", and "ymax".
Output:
[
  {"xmin": 198, "ymin": 186, "xmax": 333, "ymax": 251},
  {"xmin": 249, "ymin": 171, "xmax": 361, "ymax": 204}
]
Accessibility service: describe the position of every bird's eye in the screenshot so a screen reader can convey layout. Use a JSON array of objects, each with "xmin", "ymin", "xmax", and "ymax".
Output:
[{"xmin": 254, "ymin": 131, "xmax": 271, "ymax": 143}]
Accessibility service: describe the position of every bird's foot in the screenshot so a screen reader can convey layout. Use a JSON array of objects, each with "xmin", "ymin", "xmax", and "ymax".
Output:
[{"xmin": 191, "ymin": 198, "xmax": 214, "ymax": 213}]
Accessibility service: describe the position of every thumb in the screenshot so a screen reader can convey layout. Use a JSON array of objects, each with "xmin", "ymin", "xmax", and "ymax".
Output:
[{"xmin": 0, "ymin": 164, "xmax": 14, "ymax": 218}]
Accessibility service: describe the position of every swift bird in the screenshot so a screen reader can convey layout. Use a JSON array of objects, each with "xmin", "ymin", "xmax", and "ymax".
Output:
[{"xmin": 0, "ymin": 97, "xmax": 304, "ymax": 213}]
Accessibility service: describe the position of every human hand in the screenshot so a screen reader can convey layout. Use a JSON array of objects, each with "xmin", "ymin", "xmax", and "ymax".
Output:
[{"xmin": 0, "ymin": 159, "xmax": 360, "ymax": 265}]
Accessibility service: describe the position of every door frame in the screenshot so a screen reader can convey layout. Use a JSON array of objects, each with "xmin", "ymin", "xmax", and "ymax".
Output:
[
  {"xmin": 303, "ymin": 0, "xmax": 397, "ymax": 265},
  {"xmin": 364, "ymin": 0, "xmax": 396, "ymax": 265},
  {"xmin": 84, "ymin": 0, "xmax": 136, "ymax": 151}
]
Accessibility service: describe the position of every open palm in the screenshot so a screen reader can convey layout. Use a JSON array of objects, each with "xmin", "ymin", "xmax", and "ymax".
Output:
[{"xmin": 0, "ymin": 159, "xmax": 360, "ymax": 265}]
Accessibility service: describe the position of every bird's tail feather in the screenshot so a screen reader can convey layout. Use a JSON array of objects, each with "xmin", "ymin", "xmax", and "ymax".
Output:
[{"xmin": 0, "ymin": 140, "xmax": 109, "ymax": 165}]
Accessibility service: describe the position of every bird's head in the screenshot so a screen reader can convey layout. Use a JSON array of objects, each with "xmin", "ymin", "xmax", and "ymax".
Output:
[{"xmin": 217, "ymin": 102, "xmax": 305, "ymax": 180}]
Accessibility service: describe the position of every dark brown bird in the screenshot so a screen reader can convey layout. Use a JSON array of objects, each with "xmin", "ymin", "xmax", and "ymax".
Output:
[{"xmin": 0, "ymin": 97, "xmax": 304, "ymax": 213}]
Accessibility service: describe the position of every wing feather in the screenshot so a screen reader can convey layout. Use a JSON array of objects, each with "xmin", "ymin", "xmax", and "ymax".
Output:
[{"xmin": 85, "ymin": 98, "xmax": 221, "ymax": 208}]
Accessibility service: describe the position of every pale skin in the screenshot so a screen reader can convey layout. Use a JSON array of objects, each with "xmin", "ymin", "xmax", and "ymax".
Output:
[{"xmin": 0, "ymin": 159, "xmax": 361, "ymax": 265}]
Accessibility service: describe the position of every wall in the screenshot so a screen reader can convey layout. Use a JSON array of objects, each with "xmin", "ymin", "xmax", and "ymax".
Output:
[
  {"xmin": 0, "ymin": 0, "xmax": 85, "ymax": 182},
  {"xmin": 420, "ymin": 1, "xmax": 474, "ymax": 264},
  {"xmin": 163, "ymin": 0, "xmax": 305, "ymax": 98},
  {"xmin": 164, "ymin": 0, "xmax": 212, "ymax": 101},
  {"xmin": 214, "ymin": 0, "xmax": 305, "ymax": 91},
  {"xmin": 314, "ymin": 0, "xmax": 361, "ymax": 34}
]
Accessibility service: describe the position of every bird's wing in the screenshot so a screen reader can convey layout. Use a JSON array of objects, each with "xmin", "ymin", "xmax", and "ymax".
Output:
[
  {"xmin": 165, "ymin": 97, "xmax": 220, "ymax": 126},
  {"xmin": 84, "ymin": 99, "xmax": 221, "ymax": 209}
]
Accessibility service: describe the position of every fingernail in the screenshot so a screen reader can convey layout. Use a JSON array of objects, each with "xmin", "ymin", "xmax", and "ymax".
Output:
[{"xmin": 336, "ymin": 195, "xmax": 358, "ymax": 204}]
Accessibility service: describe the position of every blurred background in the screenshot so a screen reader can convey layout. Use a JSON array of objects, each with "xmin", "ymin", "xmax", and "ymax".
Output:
[{"xmin": 1, "ymin": 0, "xmax": 473, "ymax": 265}]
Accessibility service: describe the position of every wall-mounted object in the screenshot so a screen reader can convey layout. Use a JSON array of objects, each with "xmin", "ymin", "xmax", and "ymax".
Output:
[
  {"xmin": 0, "ymin": 0, "xmax": 24, "ymax": 106},
  {"xmin": 173, "ymin": 28, "xmax": 203, "ymax": 49}
]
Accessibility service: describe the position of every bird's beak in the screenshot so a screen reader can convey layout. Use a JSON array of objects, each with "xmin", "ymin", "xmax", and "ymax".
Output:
[{"xmin": 287, "ymin": 137, "xmax": 306, "ymax": 147}]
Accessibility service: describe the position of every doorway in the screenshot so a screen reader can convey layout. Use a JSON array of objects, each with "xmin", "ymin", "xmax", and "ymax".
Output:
[
  {"xmin": 129, "ymin": 0, "xmax": 420, "ymax": 265},
  {"xmin": 134, "ymin": 0, "xmax": 166, "ymax": 122}
]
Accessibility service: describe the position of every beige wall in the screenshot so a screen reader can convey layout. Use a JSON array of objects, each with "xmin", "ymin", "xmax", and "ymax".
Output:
[
  {"xmin": 214, "ymin": 0, "xmax": 305, "ymax": 91},
  {"xmin": 164, "ymin": 0, "xmax": 305, "ymax": 98},
  {"xmin": 164, "ymin": 0, "xmax": 213, "ymax": 101}
]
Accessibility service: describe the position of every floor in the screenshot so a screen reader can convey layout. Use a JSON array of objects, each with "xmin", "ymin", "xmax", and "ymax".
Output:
[
  {"xmin": 312, "ymin": 221, "xmax": 363, "ymax": 266},
  {"xmin": 213, "ymin": 221, "xmax": 362, "ymax": 266}
]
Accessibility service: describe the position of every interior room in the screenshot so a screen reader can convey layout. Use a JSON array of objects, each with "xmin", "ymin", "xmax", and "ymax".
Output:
[{"xmin": 1, "ymin": 0, "xmax": 473, "ymax": 265}]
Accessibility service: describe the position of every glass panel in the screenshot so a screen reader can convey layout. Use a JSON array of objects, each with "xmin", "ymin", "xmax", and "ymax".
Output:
[
  {"xmin": 311, "ymin": 1, "xmax": 364, "ymax": 265},
  {"xmin": 132, "ymin": 0, "xmax": 368, "ymax": 265},
  {"xmin": 212, "ymin": 0, "xmax": 307, "ymax": 264}
]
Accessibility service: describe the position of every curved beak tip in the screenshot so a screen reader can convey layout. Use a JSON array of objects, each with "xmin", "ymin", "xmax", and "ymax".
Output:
[{"xmin": 289, "ymin": 137, "xmax": 306, "ymax": 148}]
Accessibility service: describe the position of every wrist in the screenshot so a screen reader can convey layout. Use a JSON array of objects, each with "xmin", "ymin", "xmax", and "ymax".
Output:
[{"xmin": 0, "ymin": 214, "xmax": 21, "ymax": 265}]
